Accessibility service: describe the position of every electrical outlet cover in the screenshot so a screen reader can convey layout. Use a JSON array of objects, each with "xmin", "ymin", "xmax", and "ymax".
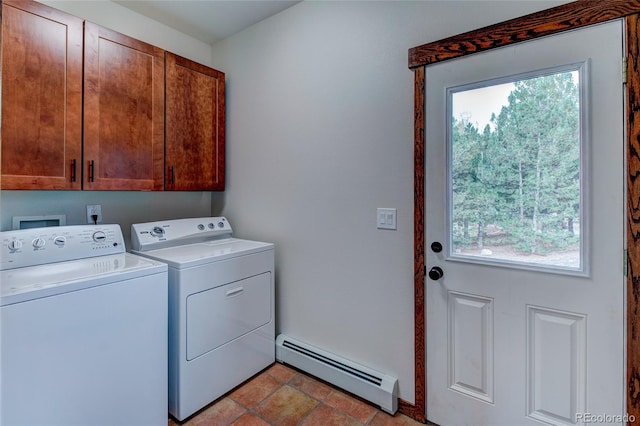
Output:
[{"xmin": 86, "ymin": 205, "xmax": 102, "ymax": 224}]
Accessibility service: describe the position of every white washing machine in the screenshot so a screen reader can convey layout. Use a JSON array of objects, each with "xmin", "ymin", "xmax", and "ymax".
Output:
[
  {"xmin": 0, "ymin": 224, "xmax": 168, "ymax": 426},
  {"xmin": 131, "ymin": 216, "xmax": 275, "ymax": 421}
]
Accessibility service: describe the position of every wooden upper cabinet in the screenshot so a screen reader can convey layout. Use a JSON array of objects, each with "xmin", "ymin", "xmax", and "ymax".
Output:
[
  {"xmin": 1, "ymin": 1, "xmax": 224, "ymax": 192},
  {"xmin": 165, "ymin": 52, "xmax": 225, "ymax": 191},
  {"xmin": 83, "ymin": 22, "xmax": 165, "ymax": 191},
  {"xmin": 1, "ymin": 0, "xmax": 83, "ymax": 190}
]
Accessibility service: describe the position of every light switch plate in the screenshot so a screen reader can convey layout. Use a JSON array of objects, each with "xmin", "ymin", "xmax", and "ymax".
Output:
[{"xmin": 377, "ymin": 208, "xmax": 397, "ymax": 230}]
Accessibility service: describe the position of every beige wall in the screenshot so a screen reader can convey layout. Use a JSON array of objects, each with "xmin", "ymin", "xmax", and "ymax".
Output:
[{"xmin": 211, "ymin": 0, "xmax": 570, "ymax": 402}]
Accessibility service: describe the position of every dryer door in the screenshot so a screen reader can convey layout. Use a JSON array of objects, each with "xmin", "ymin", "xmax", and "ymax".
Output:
[{"xmin": 186, "ymin": 272, "xmax": 272, "ymax": 360}]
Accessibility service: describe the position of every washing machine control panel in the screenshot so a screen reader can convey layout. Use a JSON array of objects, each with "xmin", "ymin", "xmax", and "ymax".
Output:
[
  {"xmin": 0, "ymin": 224, "xmax": 125, "ymax": 270},
  {"xmin": 131, "ymin": 217, "xmax": 233, "ymax": 252}
]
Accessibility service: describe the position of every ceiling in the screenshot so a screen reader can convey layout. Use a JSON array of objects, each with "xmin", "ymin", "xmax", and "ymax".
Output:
[{"xmin": 114, "ymin": 0, "xmax": 301, "ymax": 45}]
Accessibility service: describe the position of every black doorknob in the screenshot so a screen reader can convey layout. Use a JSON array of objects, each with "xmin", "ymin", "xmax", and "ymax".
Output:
[
  {"xmin": 431, "ymin": 242, "xmax": 443, "ymax": 253},
  {"xmin": 428, "ymin": 266, "xmax": 444, "ymax": 281}
]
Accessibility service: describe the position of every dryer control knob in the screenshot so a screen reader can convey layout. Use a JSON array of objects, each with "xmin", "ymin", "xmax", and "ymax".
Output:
[
  {"xmin": 54, "ymin": 236, "xmax": 66, "ymax": 247},
  {"xmin": 150, "ymin": 226, "xmax": 165, "ymax": 237},
  {"xmin": 92, "ymin": 231, "xmax": 107, "ymax": 243}
]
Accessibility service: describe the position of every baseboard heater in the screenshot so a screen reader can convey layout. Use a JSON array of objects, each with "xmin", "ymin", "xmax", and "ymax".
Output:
[{"xmin": 275, "ymin": 334, "xmax": 398, "ymax": 414}]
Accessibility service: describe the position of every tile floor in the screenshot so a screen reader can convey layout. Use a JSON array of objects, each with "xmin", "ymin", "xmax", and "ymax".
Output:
[{"xmin": 168, "ymin": 362, "xmax": 425, "ymax": 426}]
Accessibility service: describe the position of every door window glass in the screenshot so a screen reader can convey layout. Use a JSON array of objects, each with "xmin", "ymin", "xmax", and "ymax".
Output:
[{"xmin": 449, "ymin": 67, "xmax": 585, "ymax": 273}]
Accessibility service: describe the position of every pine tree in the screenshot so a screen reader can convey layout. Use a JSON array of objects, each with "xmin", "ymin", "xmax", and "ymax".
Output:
[{"xmin": 452, "ymin": 71, "xmax": 580, "ymax": 256}]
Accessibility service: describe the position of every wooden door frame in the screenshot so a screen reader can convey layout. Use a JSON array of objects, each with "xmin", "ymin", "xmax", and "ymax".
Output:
[{"xmin": 405, "ymin": 1, "xmax": 640, "ymax": 423}]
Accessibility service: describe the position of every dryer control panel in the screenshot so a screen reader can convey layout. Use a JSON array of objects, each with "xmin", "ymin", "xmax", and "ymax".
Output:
[
  {"xmin": 131, "ymin": 217, "xmax": 233, "ymax": 252},
  {"xmin": 0, "ymin": 224, "xmax": 125, "ymax": 270}
]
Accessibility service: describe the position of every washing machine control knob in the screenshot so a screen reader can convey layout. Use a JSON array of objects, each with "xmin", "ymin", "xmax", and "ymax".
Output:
[
  {"xmin": 54, "ymin": 236, "xmax": 66, "ymax": 247},
  {"xmin": 208, "ymin": 223, "xmax": 215, "ymax": 229},
  {"xmin": 150, "ymin": 226, "xmax": 165, "ymax": 237},
  {"xmin": 92, "ymin": 231, "xmax": 106, "ymax": 243},
  {"xmin": 197, "ymin": 224, "xmax": 205, "ymax": 231},
  {"xmin": 8, "ymin": 239, "xmax": 22, "ymax": 251},
  {"xmin": 32, "ymin": 238, "xmax": 46, "ymax": 249}
]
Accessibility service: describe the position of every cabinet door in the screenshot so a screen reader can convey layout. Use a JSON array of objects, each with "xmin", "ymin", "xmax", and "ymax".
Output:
[
  {"xmin": 166, "ymin": 52, "xmax": 225, "ymax": 191},
  {"xmin": 83, "ymin": 23, "xmax": 164, "ymax": 191},
  {"xmin": 1, "ymin": 0, "xmax": 83, "ymax": 190}
]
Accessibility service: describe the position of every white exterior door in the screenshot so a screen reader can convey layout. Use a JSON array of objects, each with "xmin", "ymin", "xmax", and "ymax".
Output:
[{"xmin": 425, "ymin": 21, "xmax": 625, "ymax": 425}]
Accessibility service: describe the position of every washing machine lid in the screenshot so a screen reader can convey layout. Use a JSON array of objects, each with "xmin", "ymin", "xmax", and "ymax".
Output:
[
  {"xmin": 131, "ymin": 238, "xmax": 273, "ymax": 269},
  {"xmin": 1, "ymin": 253, "xmax": 167, "ymax": 306}
]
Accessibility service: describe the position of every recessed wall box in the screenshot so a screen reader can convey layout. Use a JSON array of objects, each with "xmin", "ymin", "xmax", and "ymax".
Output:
[{"xmin": 12, "ymin": 215, "xmax": 67, "ymax": 230}]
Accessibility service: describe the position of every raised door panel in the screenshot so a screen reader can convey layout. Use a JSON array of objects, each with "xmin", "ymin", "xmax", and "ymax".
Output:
[
  {"xmin": 165, "ymin": 52, "xmax": 225, "ymax": 191},
  {"xmin": 1, "ymin": 0, "xmax": 82, "ymax": 190},
  {"xmin": 83, "ymin": 23, "xmax": 164, "ymax": 191}
]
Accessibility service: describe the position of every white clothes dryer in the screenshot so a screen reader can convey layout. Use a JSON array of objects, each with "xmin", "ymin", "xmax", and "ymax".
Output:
[
  {"xmin": 131, "ymin": 217, "xmax": 275, "ymax": 421},
  {"xmin": 0, "ymin": 224, "xmax": 168, "ymax": 426}
]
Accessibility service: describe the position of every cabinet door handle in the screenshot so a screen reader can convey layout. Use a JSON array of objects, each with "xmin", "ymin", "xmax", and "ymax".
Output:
[
  {"xmin": 88, "ymin": 160, "xmax": 95, "ymax": 183},
  {"xmin": 169, "ymin": 166, "xmax": 175, "ymax": 185},
  {"xmin": 71, "ymin": 159, "xmax": 77, "ymax": 182}
]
